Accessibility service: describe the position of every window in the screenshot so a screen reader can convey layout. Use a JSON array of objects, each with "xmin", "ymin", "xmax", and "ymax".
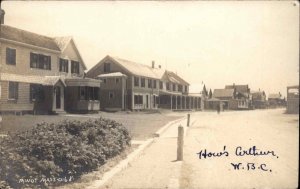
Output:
[
  {"xmin": 116, "ymin": 78, "xmax": 120, "ymax": 83},
  {"xmin": 148, "ymin": 79, "xmax": 152, "ymax": 88},
  {"xmin": 59, "ymin": 58, "xmax": 69, "ymax": 72},
  {"xmin": 103, "ymin": 79, "xmax": 107, "ymax": 84},
  {"xmin": 134, "ymin": 77, "xmax": 139, "ymax": 87},
  {"xmin": 6, "ymin": 48, "xmax": 16, "ymax": 65},
  {"xmin": 8, "ymin": 82, "xmax": 18, "ymax": 100},
  {"xmin": 153, "ymin": 80, "xmax": 157, "ymax": 89},
  {"xmin": 141, "ymin": 78, "xmax": 145, "ymax": 87},
  {"xmin": 159, "ymin": 81, "xmax": 163, "ymax": 89},
  {"xmin": 71, "ymin": 60, "xmax": 80, "ymax": 74},
  {"xmin": 78, "ymin": 86, "xmax": 99, "ymax": 100},
  {"xmin": 109, "ymin": 92, "xmax": 114, "ymax": 99},
  {"xmin": 134, "ymin": 95, "xmax": 143, "ymax": 105},
  {"xmin": 79, "ymin": 86, "xmax": 86, "ymax": 100},
  {"xmin": 178, "ymin": 85, "xmax": 182, "ymax": 92},
  {"xmin": 30, "ymin": 84, "xmax": 44, "ymax": 102},
  {"xmin": 185, "ymin": 86, "xmax": 188, "ymax": 92},
  {"xmin": 30, "ymin": 53, "xmax": 51, "ymax": 70},
  {"xmin": 104, "ymin": 62, "xmax": 111, "ymax": 73},
  {"xmin": 94, "ymin": 88, "xmax": 99, "ymax": 100},
  {"xmin": 173, "ymin": 84, "xmax": 176, "ymax": 91},
  {"xmin": 166, "ymin": 83, "xmax": 170, "ymax": 90}
]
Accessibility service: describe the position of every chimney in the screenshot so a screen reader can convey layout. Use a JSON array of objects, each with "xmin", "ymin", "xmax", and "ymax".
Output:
[
  {"xmin": 158, "ymin": 65, "xmax": 161, "ymax": 69},
  {"xmin": 0, "ymin": 9, "xmax": 5, "ymax": 24},
  {"xmin": 152, "ymin": 61, "xmax": 155, "ymax": 68}
]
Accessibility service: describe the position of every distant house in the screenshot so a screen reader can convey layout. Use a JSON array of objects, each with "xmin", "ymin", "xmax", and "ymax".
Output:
[
  {"xmin": 225, "ymin": 84, "xmax": 251, "ymax": 109},
  {"xmin": 212, "ymin": 84, "xmax": 251, "ymax": 110},
  {"xmin": 86, "ymin": 55, "xmax": 201, "ymax": 111},
  {"xmin": 268, "ymin": 93, "xmax": 285, "ymax": 108},
  {"xmin": 212, "ymin": 89, "xmax": 235, "ymax": 110},
  {"xmin": 0, "ymin": 10, "xmax": 100, "ymax": 114},
  {"xmin": 251, "ymin": 90, "xmax": 267, "ymax": 109},
  {"xmin": 286, "ymin": 85, "xmax": 299, "ymax": 114}
]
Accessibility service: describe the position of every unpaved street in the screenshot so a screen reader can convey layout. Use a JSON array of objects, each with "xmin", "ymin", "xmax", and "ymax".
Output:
[
  {"xmin": 182, "ymin": 109, "xmax": 299, "ymax": 189},
  {"xmin": 100, "ymin": 109, "xmax": 299, "ymax": 189}
]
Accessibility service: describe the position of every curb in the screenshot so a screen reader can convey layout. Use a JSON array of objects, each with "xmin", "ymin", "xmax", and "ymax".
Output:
[
  {"xmin": 154, "ymin": 117, "xmax": 186, "ymax": 137},
  {"xmin": 85, "ymin": 117, "xmax": 186, "ymax": 189},
  {"xmin": 86, "ymin": 138, "xmax": 155, "ymax": 189}
]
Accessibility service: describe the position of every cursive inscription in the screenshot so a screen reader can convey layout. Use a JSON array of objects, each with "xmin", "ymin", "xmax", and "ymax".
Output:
[
  {"xmin": 196, "ymin": 146, "xmax": 229, "ymax": 159},
  {"xmin": 196, "ymin": 145, "xmax": 279, "ymax": 172}
]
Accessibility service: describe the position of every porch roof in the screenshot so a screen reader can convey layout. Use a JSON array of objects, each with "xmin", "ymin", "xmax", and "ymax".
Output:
[
  {"xmin": 0, "ymin": 73, "xmax": 65, "ymax": 86},
  {"xmin": 65, "ymin": 78, "xmax": 100, "ymax": 87},
  {"xmin": 97, "ymin": 72, "xmax": 127, "ymax": 78},
  {"xmin": 159, "ymin": 90, "xmax": 184, "ymax": 96}
]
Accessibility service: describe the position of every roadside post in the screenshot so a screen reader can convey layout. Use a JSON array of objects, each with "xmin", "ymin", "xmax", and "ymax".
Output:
[
  {"xmin": 187, "ymin": 114, "xmax": 190, "ymax": 127},
  {"xmin": 177, "ymin": 125, "xmax": 184, "ymax": 161}
]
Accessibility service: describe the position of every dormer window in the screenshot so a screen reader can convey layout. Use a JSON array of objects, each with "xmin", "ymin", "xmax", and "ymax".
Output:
[
  {"xmin": 59, "ymin": 58, "xmax": 69, "ymax": 73},
  {"xmin": 71, "ymin": 60, "xmax": 80, "ymax": 74}
]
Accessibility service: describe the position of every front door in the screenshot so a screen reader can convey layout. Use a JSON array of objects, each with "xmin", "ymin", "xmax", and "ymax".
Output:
[
  {"xmin": 56, "ymin": 86, "xmax": 61, "ymax": 109},
  {"xmin": 53, "ymin": 84, "xmax": 64, "ymax": 111}
]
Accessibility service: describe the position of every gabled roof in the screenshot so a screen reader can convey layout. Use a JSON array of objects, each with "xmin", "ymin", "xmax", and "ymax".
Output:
[
  {"xmin": 89, "ymin": 55, "xmax": 188, "ymax": 86},
  {"xmin": 164, "ymin": 71, "xmax": 189, "ymax": 85},
  {"xmin": 251, "ymin": 91, "xmax": 265, "ymax": 98},
  {"xmin": 0, "ymin": 25, "xmax": 61, "ymax": 51},
  {"xmin": 54, "ymin": 36, "xmax": 72, "ymax": 51},
  {"xmin": 225, "ymin": 84, "xmax": 249, "ymax": 93},
  {"xmin": 54, "ymin": 36, "xmax": 87, "ymax": 70},
  {"xmin": 268, "ymin": 93, "xmax": 281, "ymax": 99},
  {"xmin": 213, "ymin": 89, "xmax": 235, "ymax": 98},
  {"xmin": 109, "ymin": 56, "xmax": 164, "ymax": 79}
]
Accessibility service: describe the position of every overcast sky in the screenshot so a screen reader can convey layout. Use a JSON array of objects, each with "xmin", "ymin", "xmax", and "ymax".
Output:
[{"xmin": 1, "ymin": 1, "xmax": 299, "ymax": 96}]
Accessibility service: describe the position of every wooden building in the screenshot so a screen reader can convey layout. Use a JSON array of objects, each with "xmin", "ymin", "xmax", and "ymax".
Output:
[
  {"xmin": 0, "ymin": 11, "xmax": 100, "ymax": 114},
  {"xmin": 87, "ymin": 55, "xmax": 201, "ymax": 111},
  {"xmin": 251, "ymin": 90, "xmax": 267, "ymax": 109},
  {"xmin": 286, "ymin": 85, "xmax": 299, "ymax": 114},
  {"xmin": 225, "ymin": 84, "xmax": 251, "ymax": 109},
  {"xmin": 268, "ymin": 93, "xmax": 285, "ymax": 108}
]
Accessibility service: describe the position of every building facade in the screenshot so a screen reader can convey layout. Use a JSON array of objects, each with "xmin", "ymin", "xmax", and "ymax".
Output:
[
  {"xmin": 0, "ymin": 11, "xmax": 100, "ymax": 114},
  {"xmin": 268, "ymin": 93, "xmax": 285, "ymax": 108},
  {"xmin": 286, "ymin": 85, "xmax": 299, "ymax": 114},
  {"xmin": 87, "ymin": 55, "xmax": 201, "ymax": 111},
  {"xmin": 251, "ymin": 90, "xmax": 267, "ymax": 109}
]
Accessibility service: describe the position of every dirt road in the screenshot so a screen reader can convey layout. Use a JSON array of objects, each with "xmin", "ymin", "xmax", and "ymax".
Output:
[{"xmin": 182, "ymin": 109, "xmax": 299, "ymax": 189}]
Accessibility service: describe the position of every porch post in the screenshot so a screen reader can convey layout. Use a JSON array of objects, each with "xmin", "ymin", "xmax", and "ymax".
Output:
[
  {"xmin": 181, "ymin": 96, "xmax": 183, "ymax": 109},
  {"xmin": 171, "ymin": 95, "xmax": 173, "ymax": 110}
]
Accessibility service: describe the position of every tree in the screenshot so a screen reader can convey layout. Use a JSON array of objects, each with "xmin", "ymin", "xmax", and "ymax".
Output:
[{"xmin": 209, "ymin": 89, "xmax": 212, "ymax": 99}]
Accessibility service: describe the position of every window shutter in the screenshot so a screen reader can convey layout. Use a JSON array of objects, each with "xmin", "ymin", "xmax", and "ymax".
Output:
[
  {"xmin": 66, "ymin": 60, "xmax": 69, "ymax": 73},
  {"xmin": 12, "ymin": 49, "xmax": 16, "ymax": 64},
  {"xmin": 6, "ymin": 48, "xmax": 10, "ymax": 64},
  {"xmin": 15, "ymin": 82, "xmax": 19, "ymax": 100},
  {"xmin": 30, "ymin": 53, "xmax": 33, "ymax": 68},
  {"xmin": 48, "ymin": 56, "xmax": 51, "ymax": 70},
  {"xmin": 59, "ymin": 59, "xmax": 62, "ymax": 71}
]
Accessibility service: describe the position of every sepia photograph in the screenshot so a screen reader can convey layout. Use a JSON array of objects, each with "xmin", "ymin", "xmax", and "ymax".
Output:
[{"xmin": 0, "ymin": 1, "xmax": 299, "ymax": 188}]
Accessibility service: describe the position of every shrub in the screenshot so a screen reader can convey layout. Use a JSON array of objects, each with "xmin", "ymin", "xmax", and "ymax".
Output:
[{"xmin": 0, "ymin": 118, "xmax": 131, "ymax": 188}]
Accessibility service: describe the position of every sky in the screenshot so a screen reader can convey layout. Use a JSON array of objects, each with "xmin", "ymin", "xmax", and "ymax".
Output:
[{"xmin": 1, "ymin": 1, "xmax": 299, "ymax": 96}]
